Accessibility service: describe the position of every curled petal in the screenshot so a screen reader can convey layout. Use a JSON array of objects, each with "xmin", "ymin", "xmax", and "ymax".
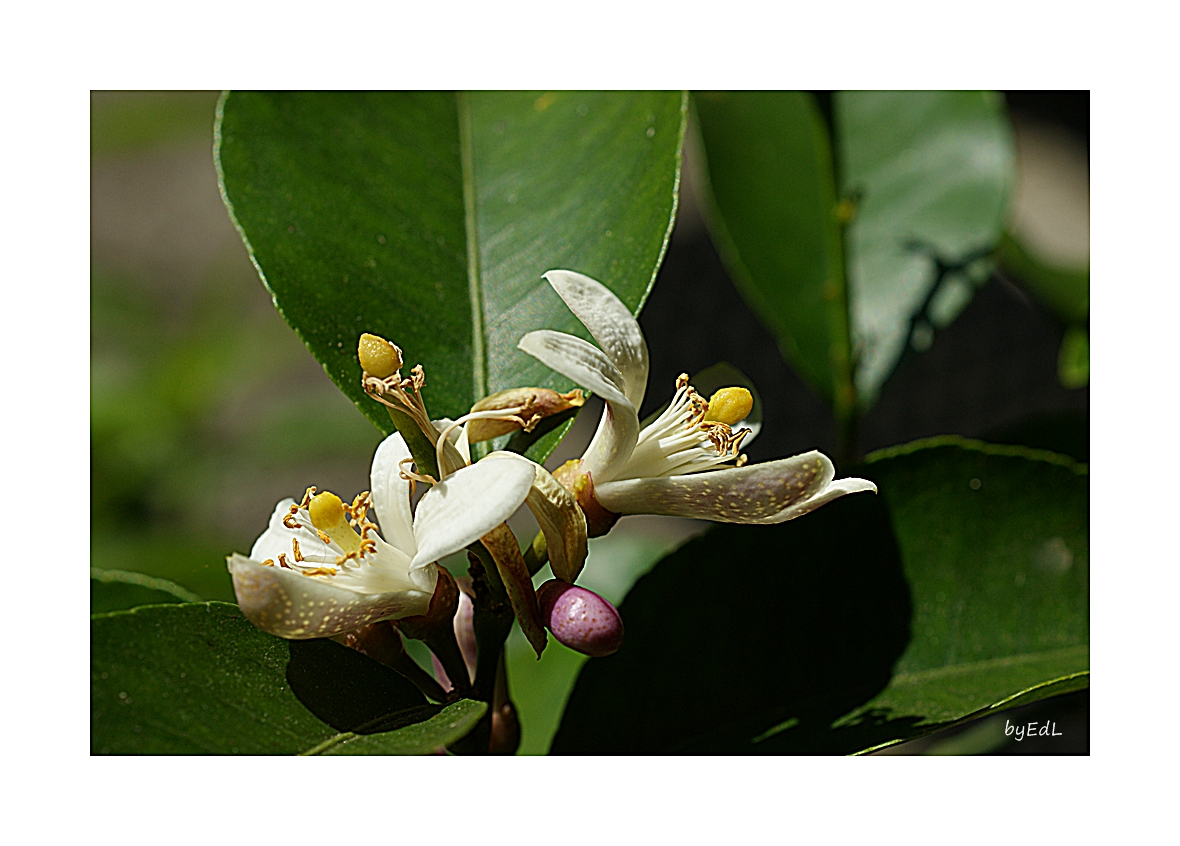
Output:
[
  {"xmin": 593, "ymin": 451, "xmax": 876, "ymax": 524},
  {"xmin": 518, "ymin": 330, "xmax": 630, "ymax": 406},
  {"xmin": 543, "ymin": 270, "xmax": 649, "ymax": 408},
  {"xmin": 581, "ymin": 397, "xmax": 640, "ymax": 483},
  {"xmin": 409, "ymin": 457, "xmax": 535, "ymax": 572},
  {"xmin": 484, "ymin": 452, "xmax": 589, "ymax": 583},
  {"xmin": 370, "ymin": 434, "xmax": 418, "ymax": 557},
  {"xmin": 227, "ymin": 554, "xmax": 433, "ymax": 640}
]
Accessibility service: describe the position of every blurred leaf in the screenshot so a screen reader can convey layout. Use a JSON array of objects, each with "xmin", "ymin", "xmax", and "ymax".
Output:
[
  {"xmin": 693, "ymin": 92, "xmax": 853, "ymax": 419},
  {"xmin": 551, "ymin": 439, "xmax": 1087, "ymax": 754},
  {"xmin": 90, "ymin": 568, "xmax": 202, "ymax": 614},
  {"xmin": 985, "ymin": 412, "xmax": 1088, "ymax": 464},
  {"xmin": 91, "ymin": 91, "xmax": 219, "ymax": 155},
  {"xmin": 91, "ymin": 533, "xmax": 237, "ymax": 601},
  {"xmin": 91, "ymin": 603, "xmax": 476, "ymax": 754},
  {"xmin": 999, "ymin": 232, "xmax": 1090, "ymax": 323},
  {"xmin": 215, "ymin": 92, "xmax": 686, "ymax": 462},
  {"xmin": 694, "ymin": 91, "xmax": 1014, "ymax": 415},
  {"xmin": 1058, "ymin": 325, "xmax": 1090, "ymax": 389}
]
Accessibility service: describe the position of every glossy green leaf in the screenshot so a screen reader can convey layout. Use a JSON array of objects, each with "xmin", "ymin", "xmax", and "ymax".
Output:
[
  {"xmin": 694, "ymin": 91, "xmax": 1014, "ymax": 415},
  {"xmin": 92, "ymin": 602, "xmax": 479, "ymax": 754},
  {"xmin": 90, "ymin": 567, "xmax": 202, "ymax": 614},
  {"xmin": 551, "ymin": 439, "xmax": 1087, "ymax": 754},
  {"xmin": 215, "ymin": 92, "xmax": 686, "ymax": 461}
]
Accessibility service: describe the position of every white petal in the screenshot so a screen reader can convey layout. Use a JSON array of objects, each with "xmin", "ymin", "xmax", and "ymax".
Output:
[
  {"xmin": 483, "ymin": 452, "xmax": 589, "ymax": 583},
  {"xmin": 581, "ymin": 397, "xmax": 640, "ymax": 484},
  {"xmin": 369, "ymin": 433, "xmax": 418, "ymax": 557},
  {"xmin": 518, "ymin": 329, "xmax": 630, "ymax": 406},
  {"xmin": 409, "ymin": 457, "xmax": 536, "ymax": 571},
  {"xmin": 543, "ymin": 270, "xmax": 649, "ymax": 408},
  {"xmin": 227, "ymin": 553, "xmax": 433, "ymax": 640},
  {"xmin": 251, "ymin": 499, "xmax": 339, "ymax": 564},
  {"xmin": 594, "ymin": 451, "xmax": 875, "ymax": 524}
]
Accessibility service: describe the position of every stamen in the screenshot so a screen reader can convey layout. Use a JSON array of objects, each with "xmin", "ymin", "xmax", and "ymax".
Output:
[
  {"xmin": 317, "ymin": 529, "xmax": 331, "ymax": 544},
  {"xmin": 434, "ymin": 408, "xmax": 529, "ymax": 476},
  {"xmin": 398, "ymin": 456, "xmax": 437, "ymax": 486},
  {"xmin": 301, "ymin": 567, "xmax": 337, "ymax": 577},
  {"xmin": 277, "ymin": 553, "xmax": 291, "ymax": 569},
  {"xmin": 261, "ymin": 559, "xmax": 275, "ymax": 567},
  {"xmin": 292, "ymin": 538, "xmax": 304, "ymax": 562}
]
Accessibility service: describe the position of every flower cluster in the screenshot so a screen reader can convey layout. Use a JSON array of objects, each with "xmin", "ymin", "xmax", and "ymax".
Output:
[{"xmin": 227, "ymin": 270, "xmax": 874, "ymax": 683}]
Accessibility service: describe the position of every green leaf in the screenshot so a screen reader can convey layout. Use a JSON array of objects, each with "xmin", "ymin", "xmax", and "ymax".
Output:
[
  {"xmin": 311, "ymin": 699, "xmax": 487, "ymax": 755},
  {"xmin": 215, "ymin": 92, "xmax": 686, "ymax": 461},
  {"xmin": 90, "ymin": 567, "xmax": 202, "ymax": 614},
  {"xmin": 692, "ymin": 92, "xmax": 853, "ymax": 419},
  {"xmin": 694, "ymin": 91, "xmax": 1014, "ymax": 415},
  {"xmin": 551, "ymin": 439, "xmax": 1087, "ymax": 754},
  {"xmin": 92, "ymin": 602, "xmax": 476, "ymax": 754}
]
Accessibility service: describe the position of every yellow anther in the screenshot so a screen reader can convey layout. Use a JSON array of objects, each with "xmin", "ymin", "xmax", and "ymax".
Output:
[
  {"xmin": 704, "ymin": 387, "xmax": 753, "ymax": 426},
  {"xmin": 358, "ymin": 333, "xmax": 403, "ymax": 378},
  {"xmin": 308, "ymin": 491, "xmax": 362, "ymax": 554}
]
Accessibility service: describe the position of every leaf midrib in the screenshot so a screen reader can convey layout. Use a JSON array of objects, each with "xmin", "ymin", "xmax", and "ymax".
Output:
[{"xmin": 456, "ymin": 92, "xmax": 487, "ymax": 404}]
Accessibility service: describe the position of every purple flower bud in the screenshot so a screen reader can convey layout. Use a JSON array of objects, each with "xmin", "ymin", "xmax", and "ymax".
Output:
[{"xmin": 537, "ymin": 579, "xmax": 624, "ymax": 657}]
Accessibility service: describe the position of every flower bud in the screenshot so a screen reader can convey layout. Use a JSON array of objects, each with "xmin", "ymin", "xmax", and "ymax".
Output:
[
  {"xmin": 536, "ymin": 579, "xmax": 624, "ymax": 657},
  {"xmin": 465, "ymin": 387, "xmax": 585, "ymax": 443},
  {"xmin": 358, "ymin": 332, "xmax": 403, "ymax": 378}
]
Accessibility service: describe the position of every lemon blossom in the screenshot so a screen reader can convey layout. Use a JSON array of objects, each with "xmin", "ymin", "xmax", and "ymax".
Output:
[
  {"xmin": 518, "ymin": 270, "xmax": 877, "ymax": 534},
  {"xmin": 228, "ymin": 431, "xmax": 535, "ymax": 639}
]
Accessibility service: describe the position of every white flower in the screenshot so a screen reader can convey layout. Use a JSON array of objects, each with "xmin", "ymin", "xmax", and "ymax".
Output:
[
  {"xmin": 228, "ymin": 432, "xmax": 536, "ymax": 639},
  {"xmin": 518, "ymin": 270, "xmax": 877, "ymax": 532}
]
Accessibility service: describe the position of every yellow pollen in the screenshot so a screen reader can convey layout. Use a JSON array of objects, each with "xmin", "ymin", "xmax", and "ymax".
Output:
[
  {"xmin": 308, "ymin": 491, "xmax": 362, "ymax": 554},
  {"xmin": 358, "ymin": 333, "xmax": 403, "ymax": 378},
  {"xmin": 704, "ymin": 387, "xmax": 753, "ymax": 426}
]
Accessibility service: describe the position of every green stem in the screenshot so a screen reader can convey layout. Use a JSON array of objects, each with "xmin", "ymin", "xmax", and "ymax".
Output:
[
  {"xmin": 385, "ymin": 406, "xmax": 440, "ymax": 480},
  {"xmin": 523, "ymin": 530, "xmax": 549, "ymax": 578}
]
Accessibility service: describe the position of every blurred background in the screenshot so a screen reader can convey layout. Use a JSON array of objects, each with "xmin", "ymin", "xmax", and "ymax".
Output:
[{"xmin": 91, "ymin": 91, "xmax": 1088, "ymax": 754}]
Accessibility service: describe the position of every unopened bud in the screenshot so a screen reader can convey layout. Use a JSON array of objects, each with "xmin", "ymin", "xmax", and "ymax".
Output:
[
  {"xmin": 537, "ymin": 579, "xmax": 624, "ymax": 657},
  {"xmin": 358, "ymin": 332, "xmax": 403, "ymax": 378},
  {"xmin": 465, "ymin": 387, "xmax": 585, "ymax": 443},
  {"xmin": 489, "ymin": 700, "xmax": 521, "ymax": 755}
]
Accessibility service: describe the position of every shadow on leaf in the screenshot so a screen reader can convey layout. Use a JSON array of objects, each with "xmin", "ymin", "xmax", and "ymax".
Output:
[
  {"xmin": 286, "ymin": 638, "xmax": 437, "ymax": 734},
  {"xmin": 550, "ymin": 492, "xmax": 912, "ymax": 754}
]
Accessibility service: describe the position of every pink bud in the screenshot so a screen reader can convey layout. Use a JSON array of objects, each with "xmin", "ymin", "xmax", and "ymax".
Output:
[{"xmin": 536, "ymin": 580, "xmax": 624, "ymax": 657}]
